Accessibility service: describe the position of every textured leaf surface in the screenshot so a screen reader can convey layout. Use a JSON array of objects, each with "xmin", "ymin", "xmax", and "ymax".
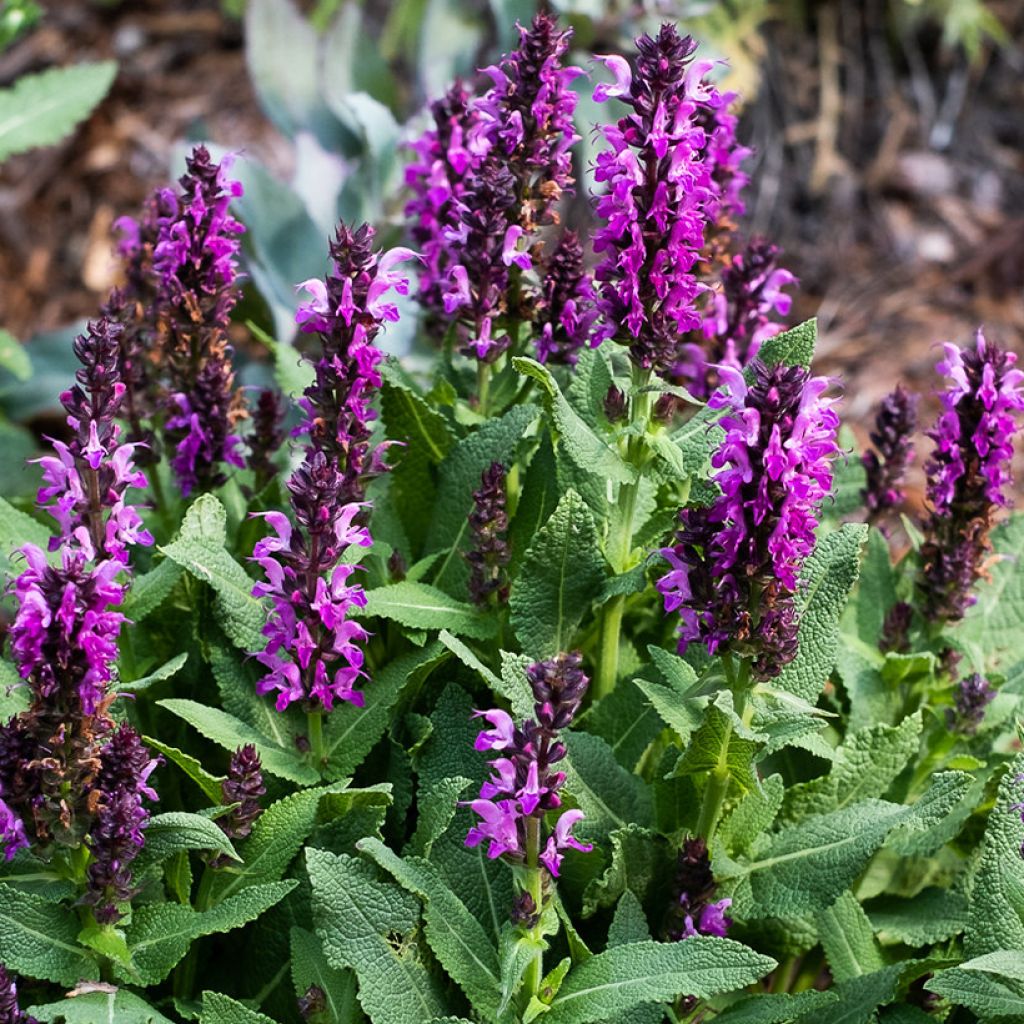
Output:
[
  {"xmin": 927, "ymin": 965, "xmax": 1024, "ymax": 1020},
  {"xmin": 290, "ymin": 926, "xmax": 359, "ymax": 1024},
  {"xmin": 544, "ymin": 938, "xmax": 775, "ymax": 1024},
  {"xmin": 0, "ymin": 883, "xmax": 98, "ymax": 984},
  {"xmin": 363, "ymin": 581, "xmax": 495, "ymax": 639},
  {"xmin": 158, "ymin": 699, "xmax": 319, "ymax": 785},
  {"xmin": 122, "ymin": 559, "xmax": 184, "ymax": 622},
  {"xmin": 0, "ymin": 61, "xmax": 117, "ymax": 161},
  {"xmin": 817, "ymin": 891, "xmax": 883, "ymax": 982},
  {"xmin": 308, "ymin": 848, "xmax": 445, "ymax": 1024},
  {"xmin": 201, "ymin": 991, "xmax": 278, "ymax": 1024},
  {"xmin": 709, "ymin": 991, "xmax": 839, "ymax": 1024},
  {"xmin": 380, "ymin": 362, "xmax": 455, "ymax": 464},
  {"xmin": 866, "ymin": 888, "xmax": 968, "ymax": 946},
  {"xmin": 144, "ymin": 738, "xmax": 224, "ymax": 804},
  {"xmin": 797, "ymin": 965, "xmax": 905, "ymax": 1024},
  {"xmin": 777, "ymin": 525, "xmax": 866, "ymax": 702},
  {"xmin": 359, "ymin": 838, "xmax": 501, "ymax": 1016},
  {"xmin": 509, "ymin": 490, "xmax": 607, "ymax": 658},
  {"xmin": 139, "ymin": 812, "xmax": 238, "ymax": 865},
  {"xmin": 30, "ymin": 990, "xmax": 175, "ymax": 1024},
  {"xmin": 124, "ymin": 881, "xmax": 296, "ymax": 984}
]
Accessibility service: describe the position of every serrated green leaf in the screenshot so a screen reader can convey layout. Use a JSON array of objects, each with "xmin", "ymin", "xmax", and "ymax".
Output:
[
  {"xmin": 866, "ymin": 888, "xmax": 968, "ymax": 946},
  {"xmin": 582, "ymin": 825, "xmax": 667, "ymax": 918},
  {"xmin": 512, "ymin": 357, "xmax": 633, "ymax": 485},
  {"xmin": 158, "ymin": 699, "xmax": 318, "ymax": 785},
  {"xmin": 380, "ymin": 361, "xmax": 455, "ymax": 464},
  {"xmin": 709, "ymin": 990, "xmax": 840, "ymax": 1024},
  {"xmin": 161, "ymin": 536, "xmax": 264, "ymax": 652},
  {"xmin": 583, "ymin": 678, "xmax": 662, "ymax": 772},
  {"xmin": 564, "ymin": 732, "xmax": 653, "ymax": 842},
  {"xmin": 0, "ymin": 61, "xmax": 117, "ymax": 161},
  {"xmin": 144, "ymin": 737, "xmax": 225, "ymax": 804},
  {"xmin": 363, "ymin": 580, "xmax": 495, "ymax": 639},
  {"xmin": 0, "ymin": 495, "xmax": 51, "ymax": 563},
  {"xmin": 966, "ymin": 751, "xmax": 1024, "ymax": 957},
  {"xmin": 797, "ymin": 964, "xmax": 905, "ymax": 1024},
  {"xmin": 29, "ymin": 989, "xmax": 175, "ymax": 1024},
  {"xmin": 358, "ymin": 837, "xmax": 502, "ymax": 1016},
  {"xmin": 210, "ymin": 782, "xmax": 351, "ymax": 903},
  {"xmin": 719, "ymin": 774, "xmax": 785, "ymax": 856},
  {"xmin": 122, "ymin": 559, "xmax": 184, "ymax": 622},
  {"xmin": 777, "ymin": 524, "xmax": 867, "ymax": 702},
  {"xmin": 0, "ymin": 883, "xmax": 97, "ymax": 984},
  {"xmin": 120, "ymin": 652, "xmax": 188, "ymax": 693},
  {"xmin": 201, "ymin": 991, "xmax": 279, "ymax": 1024},
  {"xmin": 673, "ymin": 698, "xmax": 760, "ymax": 793},
  {"xmin": 139, "ymin": 812, "xmax": 239, "ymax": 865},
  {"xmin": 543, "ymin": 938, "xmax": 775, "ymax": 1024},
  {"xmin": 509, "ymin": 434, "xmax": 560, "ymax": 575},
  {"xmin": 756, "ymin": 318, "xmax": 816, "ymax": 370},
  {"xmin": 817, "ymin": 891, "xmax": 883, "ymax": 982},
  {"xmin": 290, "ymin": 926, "xmax": 359, "ymax": 1024},
  {"xmin": 927, "ymin": 965, "xmax": 1024, "ymax": 1021},
  {"xmin": 408, "ymin": 776, "xmax": 472, "ymax": 858},
  {"xmin": 308, "ymin": 848, "xmax": 446, "ymax": 1024},
  {"xmin": 509, "ymin": 490, "xmax": 607, "ymax": 659},
  {"xmin": 123, "ymin": 881, "xmax": 297, "ymax": 985}
]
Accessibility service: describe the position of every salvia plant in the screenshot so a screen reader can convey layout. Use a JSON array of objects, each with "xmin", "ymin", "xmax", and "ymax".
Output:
[{"xmin": 2, "ymin": 11, "xmax": 1024, "ymax": 1024}]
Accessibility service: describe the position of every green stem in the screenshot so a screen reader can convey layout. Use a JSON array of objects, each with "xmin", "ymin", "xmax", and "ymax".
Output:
[
  {"xmin": 173, "ymin": 867, "xmax": 217, "ymax": 1000},
  {"xmin": 307, "ymin": 710, "xmax": 325, "ymax": 776},
  {"xmin": 477, "ymin": 360, "xmax": 491, "ymax": 417},
  {"xmin": 522, "ymin": 817, "xmax": 545, "ymax": 1004},
  {"xmin": 594, "ymin": 367, "xmax": 653, "ymax": 701}
]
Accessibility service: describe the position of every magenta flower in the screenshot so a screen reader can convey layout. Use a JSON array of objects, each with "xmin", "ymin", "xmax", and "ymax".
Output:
[
  {"xmin": 539, "ymin": 809, "xmax": 593, "ymax": 877},
  {"xmin": 535, "ymin": 232, "xmax": 597, "ymax": 365},
  {"xmin": 0, "ymin": 800, "xmax": 27, "ymax": 862},
  {"xmin": 862, "ymin": 385, "xmax": 918, "ymax": 521},
  {"xmin": 665, "ymin": 837, "xmax": 732, "ymax": 940},
  {"xmin": 658, "ymin": 361, "xmax": 839, "ymax": 677}
]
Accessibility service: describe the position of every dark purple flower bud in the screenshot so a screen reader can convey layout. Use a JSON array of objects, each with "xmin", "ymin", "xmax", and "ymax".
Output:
[
  {"xmin": 84, "ymin": 787, "xmax": 149, "ymax": 924},
  {"xmin": 919, "ymin": 332, "xmax": 1024, "ymax": 623},
  {"xmin": 658, "ymin": 363, "xmax": 839, "ymax": 677},
  {"xmin": 297, "ymin": 984, "xmax": 327, "ymax": 1023},
  {"xmin": 664, "ymin": 837, "xmax": 731, "ymax": 941},
  {"xmin": 294, "ymin": 223, "xmax": 415, "ymax": 505},
  {"xmin": 862, "ymin": 385, "xmax": 918, "ymax": 521},
  {"xmin": 246, "ymin": 387, "xmax": 287, "ymax": 488},
  {"xmin": 96, "ymin": 724, "xmax": 161, "ymax": 802},
  {"xmin": 535, "ymin": 231, "xmax": 596, "ymax": 365},
  {"xmin": 217, "ymin": 744, "xmax": 265, "ymax": 842},
  {"xmin": 591, "ymin": 25, "xmax": 713, "ymax": 374},
  {"xmin": 880, "ymin": 601, "xmax": 913, "ymax": 654},
  {"xmin": 404, "ymin": 81, "xmax": 480, "ymax": 334},
  {"xmin": 652, "ymin": 392, "xmax": 677, "ymax": 423},
  {"xmin": 465, "ymin": 655, "xmax": 593, "ymax": 882},
  {"xmin": 0, "ymin": 965, "xmax": 38, "ymax": 1024},
  {"xmin": 156, "ymin": 145, "xmax": 247, "ymax": 496},
  {"xmin": 34, "ymin": 316, "xmax": 153, "ymax": 565},
  {"xmin": 603, "ymin": 385, "xmax": 627, "ymax": 424},
  {"xmin": 466, "ymin": 462, "xmax": 511, "ymax": 607},
  {"xmin": 510, "ymin": 890, "xmax": 539, "ymax": 927},
  {"xmin": 947, "ymin": 674, "xmax": 996, "ymax": 735}
]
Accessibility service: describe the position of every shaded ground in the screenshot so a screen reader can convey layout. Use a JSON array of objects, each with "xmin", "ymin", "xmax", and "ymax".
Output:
[{"xmin": 2, "ymin": 0, "xmax": 1023, "ymax": 496}]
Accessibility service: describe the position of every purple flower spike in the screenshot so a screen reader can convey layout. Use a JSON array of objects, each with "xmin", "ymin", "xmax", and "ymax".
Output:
[
  {"xmin": 591, "ymin": 25, "xmax": 714, "ymax": 374},
  {"xmin": 948, "ymin": 674, "xmax": 996, "ymax": 735},
  {"xmin": 536, "ymin": 232, "xmax": 597, "ymax": 365},
  {"xmin": 156, "ymin": 145, "xmax": 247, "ymax": 496},
  {"xmin": 862, "ymin": 385, "xmax": 918, "ymax": 521},
  {"xmin": 0, "ymin": 800, "xmax": 27, "ymax": 862},
  {"xmin": 466, "ymin": 462, "xmax": 511, "ymax": 606},
  {"xmin": 658, "ymin": 362, "xmax": 839, "ymax": 677},
  {"xmin": 665, "ymin": 837, "xmax": 732, "ymax": 941},
  {"xmin": 0, "ymin": 964, "xmax": 39, "ymax": 1024},
  {"xmin": 465, "ymin": 653, "xmax": 592, "ymax": 892},
  {"xmin": 919, "ymin": 331, "xmax": 1024, "ymax": 623}
]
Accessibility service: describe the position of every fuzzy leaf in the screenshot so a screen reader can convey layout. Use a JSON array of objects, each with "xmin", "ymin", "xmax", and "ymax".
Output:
[
  {"xmin": 122, "ymin": 559, "xmax": 184, "ymax": 622},
  {"xmin": 363, "ymin": 581, "xmax": 495, "ymax": 639},
  {"xmin": 797, "ymin": 965, "xmax": 905, "ymax": 1024},
  {"xmin": 709, "ymin": 991, "xmax": 840, "ymax": 1024},
  {"xmin": 757, "ymin": 318, "xmax": 816, "ymax": 370},
  {"xmin": 144, "ymin": 738, "xmax": 225, "ymax": 804},
  {"xmin": 308, "ymin": 848, "xmax": 446, "ymax": 1024},
  {"xmin": 0, "ymin": 496, "xmax": 52, "ymax": 563},
  {"xmin": 927, "ymin": 965, "xmax": 1024, "ymax": 1020},
  {"xmin": 509, "ymin": 490, "xmax": 608, "ymax": 659},
  {"xmin": 123, "ymin": 881, "xmax": 297, "ymax": 985},
  {"xmin": 200, "ymin": 991, "xmax": 278, "ymax": 1024},
  {"xmin": 289, "ymin": 926, "xmax": 359, "ymax": 1024},
  {"xmin": 29, "ymin": 990, "xmax": 175, "ymax": 1024},
  {"xmin": 543, "ymin": 938, "xmax": 775, "ymax": 1024},
  {"xmin": 866, "ymin": 888, "xmax": 968, "ymax": 946},
  {"xmin": 139, "ymin": 812, "xmax": 239, "ymax": 865},
  {"xmin": 776, "ymin": 524, "xmax": 867, "ymax": 702},
  {"xmin": 508, "ymin": 435, "xmax": 561, "ymax": 574},
  {"xmin": 512, "ymin": 357, "xmax": 633, "ymax": 485},
  {"xmin": 0, "ymin": 61, "xmax": 117, "ymax": 161},
  {"xmin": 817, "ymin": 891, "xmax": 883, "ymax": 982},
  {"xmin": 380, "ymin": 362, "xmax": 455, "ymax": 464},
  {"xmin": 157, "ymin": 699, "xmax": 319, "ymax": 785},
  {"xmin": 0, "ymin": 883, "xmax": 98, "ymax": 984},
  {"xmin": 358, "ymin": 838, "xmax": 502, "ymax": 1016}
]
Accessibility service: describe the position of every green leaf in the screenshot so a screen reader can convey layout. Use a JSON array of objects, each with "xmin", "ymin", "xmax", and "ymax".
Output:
[
  {"xmin": 290, "ymin": 926, "xmax": 359, "ymax": 1023},
  {"xmin": 564, "ymin": 732, "xmax": 653, "ymax": 842},
  {"xmin": 119, "ymin": 652, "xmax": 188, "ymax": 693},
  {"xmin": 966, "ymin": 750, "xmax": 1024, "ymax": 957},
  {"xmin": 672, "ymin": 698, "xmax": 760, "ymax": 793},
  {"xmin": 0, "ymin": 61, "xmax": 117, "ymax": 161},
  {"xmin": 756, "ymin": 318, "xmax": 816, "ymax": 370},
  {"xmin": 0, "ymin": 495, "xmax": 51, "ymax": 563},
  {"xmin": 358, "ymin": 837, "xmax": 502, "ymax": 1016},
  {"xmin": 161, "ymin": 535, "xmax": 264, "ymax": 653},
  {"xmin": 796, "ymin": 965, "xmax": 906, "ymax": 1024},
  {"xmin": 157, "ymin": 699, "xmax": 319, "ymax": 785},
  {"xmin": 123, "ymin": 881, "xmax": 297, "ymax": 985},
  {"xmin": 380, "ymin": 361, "xmax": 455, "ymax": 464},
  {"xmin": 582, "ymin": 825, "xmax": 667, "ymax": 917},
  {"xmin": 408, "ymin": 775, "xmax": 472, "ymax": 859},
  {"xmin": 777, "ymin": 524, "xmax": 867, "ymax": 702},
  {"xmin": 307, "ymin": 848, "xmax": 446, "ymax": 1024},
  {"xmin": 543, "ymin": 938, "xmax": 775, "ymax": 1024},
  {"xmin": 29, "ymin": 989, "xmax": 176, "ymax": 1024},
  {"xmin": 509, "ymin": 490, "xmax": 608, "ymax": 659},
  {"xmin": 363, "ymin": 580, "xmax": 495, "ymax": 639},
  {"xmin": 817, "ymin": 891, "xmax": 883, "ymax": 982},
  {"xmin": 323, "ymin": 642, "xmax": 446, "ymax": 779},
  {"xmin": 201, "ymin": 991, "xmax": 279, "ymax": 1024},
  {"xmin": 122, "ymin": 559, "xmax": 184, "ymax": 622},
  {"xmin": 709, "ymin": 991, "xmax": 840, "ymax": 1024},
  {"xmin": 508, "ymin": 435, "xmax": 560, "ymax": 574},
  {"xmin": 866, "ymin": 888, "xmax": 968, "ymax": 946},
  {"xmin": 722, "ymin": 799, "xmax": 913, "ymax": 919},
  {"xmin": 584, "ymin": 678, "xmax": 663, "ymax": 772},
  {"xmin": 512, "ymin": 357, "xmax": 633, "ymax": 485},
  {"xmin": 719, "ymin": 775, "xmax": 785, "ymax": 856},
  {"xmin": 210, "ymin": 782, "xmax": 352, "ymax": 903},
  {"xmin": 0, "ymin": 331, "xmax": 30, "ymax": 382},
  {"xmin": 139, "ymin": 812, "xmax": 239, "ymax": 865},
  {"xmin": 144, "ymin": 737, "xmax": 225, "ymax": 804},
  {"xmin": 0, "ymin": 883, "xmax": 98, "ymax": 984},
  {"xmin": 927, "ymin": 964, "xmax": 1024, "ymax": 1021}
]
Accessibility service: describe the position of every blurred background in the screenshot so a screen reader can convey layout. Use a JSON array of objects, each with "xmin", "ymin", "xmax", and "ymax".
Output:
[{"xmin": 1, "ymin": 0, "xmax": 1022, "ymax": 503}]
